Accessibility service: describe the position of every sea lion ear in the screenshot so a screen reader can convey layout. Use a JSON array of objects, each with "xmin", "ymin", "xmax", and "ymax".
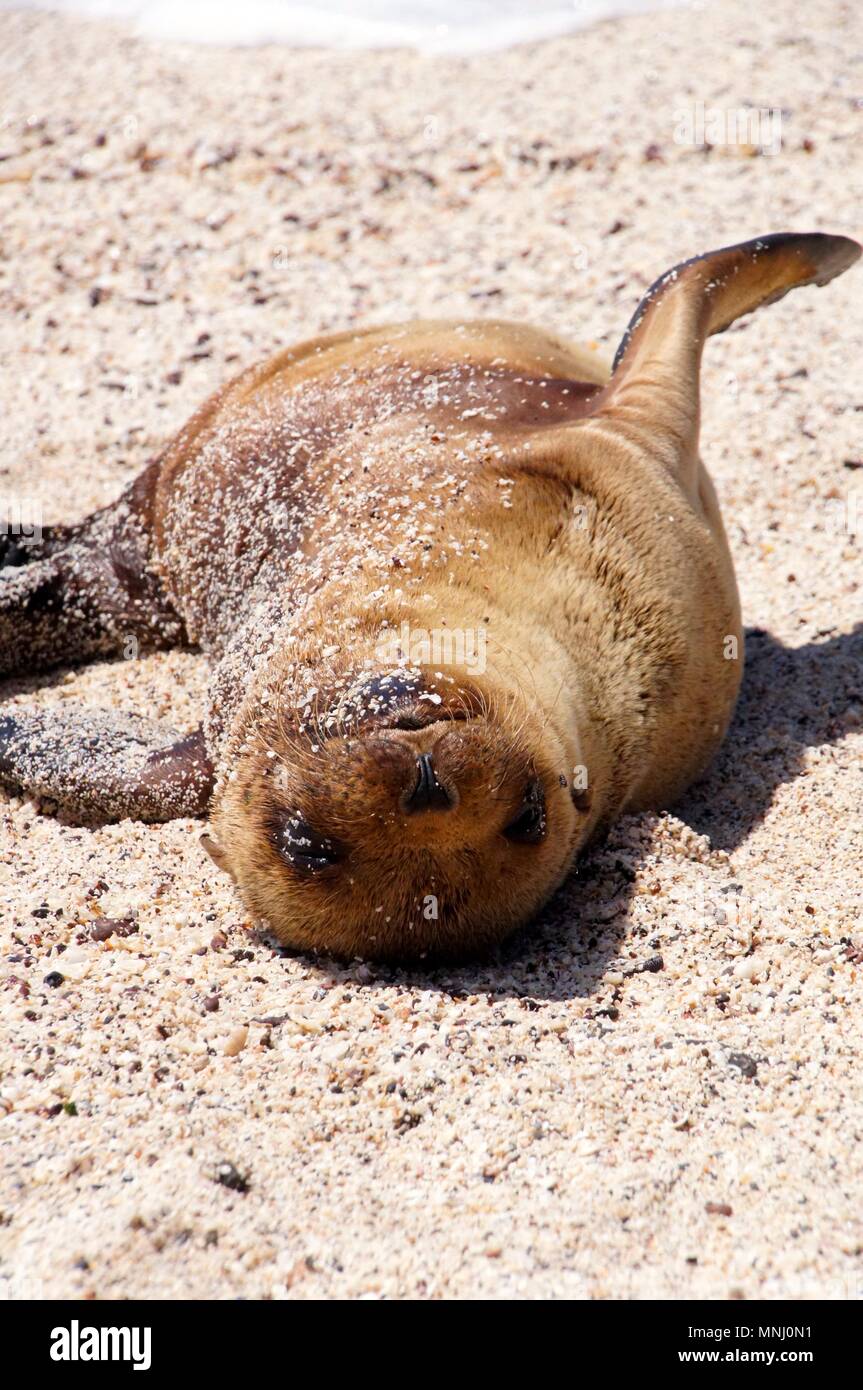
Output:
[
  {"xmin": 593, "ymin": 232, "xmax": 861, "ymax": 481},
  {"xmin": 200, "ymin": 832, "xmax": 233, "ymax": 875}
]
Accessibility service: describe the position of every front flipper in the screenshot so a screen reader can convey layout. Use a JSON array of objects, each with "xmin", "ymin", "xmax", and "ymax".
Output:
[{"xmin": 0, "ymin": 709, "xmax": 213, "ymax": 822}]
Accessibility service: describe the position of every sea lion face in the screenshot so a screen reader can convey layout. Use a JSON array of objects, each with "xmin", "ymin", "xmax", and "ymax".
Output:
[{"xmin": 210, "ymin": 668, "xmax": 585, "ymax": 960}]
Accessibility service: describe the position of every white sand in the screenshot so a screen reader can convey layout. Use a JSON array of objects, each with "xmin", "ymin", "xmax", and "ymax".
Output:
[{"xmin": 1, "ymin": 0, "xmax": 862, "ymax": 1299}]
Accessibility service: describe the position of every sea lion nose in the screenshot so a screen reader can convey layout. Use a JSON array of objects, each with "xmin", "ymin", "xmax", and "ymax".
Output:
[{"xmin": 404, "ymin": 752, "xmax": 453, "ymax": 813}]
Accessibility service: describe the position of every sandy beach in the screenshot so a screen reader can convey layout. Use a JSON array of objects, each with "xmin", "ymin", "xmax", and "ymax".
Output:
[{"xmin": 1, "ymin": 0, "xmax": 862, "ymax": 1300}]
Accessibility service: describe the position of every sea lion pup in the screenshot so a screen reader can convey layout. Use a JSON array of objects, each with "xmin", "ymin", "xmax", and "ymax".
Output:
[{"xmin": 1, "ymin": 232, "xmax": 859, "ymax": 959}]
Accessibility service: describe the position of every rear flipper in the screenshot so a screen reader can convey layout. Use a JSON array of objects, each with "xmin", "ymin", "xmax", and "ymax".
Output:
[
  {"xmin": 0, "ymin": 523, "xmax": 67, "ymax": 569},
  {"xmin": 0, "ymin": 459, "xmax": 185, "ymax": 678},
  {"xmin": 0, "ymin": 546, "xmax": 126, "ymax": 677},
  {"xmin": 0, "ymin": 709, "xmax": 213, "ymax": 822}
]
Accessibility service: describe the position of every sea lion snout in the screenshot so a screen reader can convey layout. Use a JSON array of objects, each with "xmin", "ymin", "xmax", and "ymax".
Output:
[
  {"xmin": 358, "ymin": 717, "xmax": 504, "ymax": 835},
  {"xmin": 404, "ymin": 752, "xmax": 454, "ymax": 814},
  {"xmin": 368, "ymin": 719, "xmax": 468, "ymax": 815}
]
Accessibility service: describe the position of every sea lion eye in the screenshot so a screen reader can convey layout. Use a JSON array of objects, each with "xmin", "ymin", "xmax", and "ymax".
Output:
[
  {"xmin": 504, "ymin": 781, "xmax": 547, "ymax": 845},
  {"xmin": 273, "ymin": 814, "xmax": 343, "ymax": 875}
]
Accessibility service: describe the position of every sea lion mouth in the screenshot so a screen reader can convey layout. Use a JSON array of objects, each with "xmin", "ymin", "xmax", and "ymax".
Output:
[
  {"xmin": 298, "ymin": 668, "xmax": 485, "ymax": 743},
  {"xmin": 385, "ymin": 705, "xmax": 470, "ymax": 733}
]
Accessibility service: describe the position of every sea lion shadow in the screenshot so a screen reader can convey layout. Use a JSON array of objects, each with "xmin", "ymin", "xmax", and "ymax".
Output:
[{"xmin": 674, "ymin": 623, "xmax": 863, "ymax": 851}]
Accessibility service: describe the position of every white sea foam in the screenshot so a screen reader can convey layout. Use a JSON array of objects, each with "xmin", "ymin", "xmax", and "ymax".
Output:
[{"xmin": 0, "ymin": 0, "xmax": 686, "ymax": 52}]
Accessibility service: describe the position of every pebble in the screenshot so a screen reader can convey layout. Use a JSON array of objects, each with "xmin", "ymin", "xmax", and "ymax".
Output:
[{"xmin": 223, "ymin": 1026, "xmax": 248, "ymax": 1057}]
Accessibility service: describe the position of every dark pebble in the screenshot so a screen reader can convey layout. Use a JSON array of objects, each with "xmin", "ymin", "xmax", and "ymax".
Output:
[
  {"xmin": 43, "ymin": 971, "xmax": 64, "ymax": 988},
  {"xmin": 214, "ymin": 1162, "xmax": 250, "ymax": 1194},
  {"xmin": 728, "ymin": 1051, "xmax": 758, "ymax": 1078},
  {"xmin": 84, "ymin": 918, "xmax": 138, "ymax": 943},
  {"xmin": 394, "ymin": 1111, "xmax": 422, "ymax": 1134},
  {"xmin": 625, "ymin": 954, "xmax": 664, "ymax": 976}
]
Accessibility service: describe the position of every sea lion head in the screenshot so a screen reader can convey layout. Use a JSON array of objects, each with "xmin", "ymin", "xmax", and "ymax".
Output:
[{"xmin": 208, "ymin": 663, "xmax": 593, "ymax": 960}]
